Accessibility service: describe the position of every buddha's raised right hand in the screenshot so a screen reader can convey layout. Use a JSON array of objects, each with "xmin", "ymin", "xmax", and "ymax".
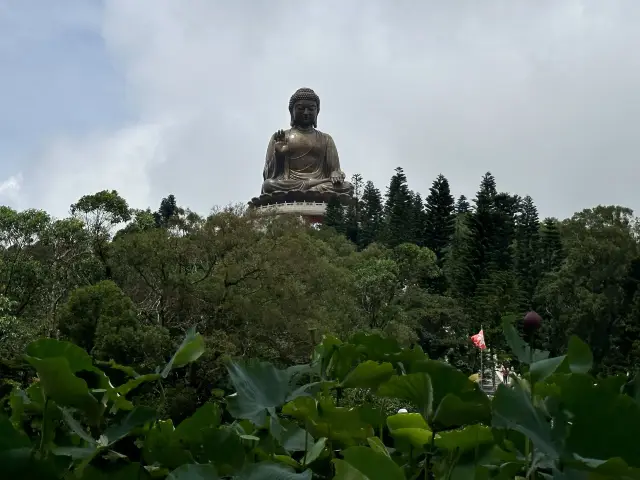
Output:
[{"xmin": 273, "ymin": 130, "xmax": 288, "ymax": 154}]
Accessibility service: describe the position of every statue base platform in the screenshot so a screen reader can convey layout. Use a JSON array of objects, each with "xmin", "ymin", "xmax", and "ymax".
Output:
[{"xmin": 247, "ymin": 191, "xmax": 353, "ymax": 224}]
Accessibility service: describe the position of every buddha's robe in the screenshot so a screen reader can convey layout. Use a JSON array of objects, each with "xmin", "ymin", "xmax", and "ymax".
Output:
[{"xmin": 261, "ymin": 127, "xmax": 353, "ymax": 195}]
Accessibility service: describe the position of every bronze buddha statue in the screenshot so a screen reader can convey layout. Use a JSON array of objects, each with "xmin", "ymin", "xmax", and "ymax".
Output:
[{"xmin": 251, "ymin": 88, "xmax": 353, "ymax": 207}]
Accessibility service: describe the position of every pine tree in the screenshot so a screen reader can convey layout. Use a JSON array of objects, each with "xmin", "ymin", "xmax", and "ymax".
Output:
[
  {"xmin": 359, "ymin": 181, "xmax": 383, "ymax": 248},
  {"xmin": 462, "ymin": 172, "xmax": 498, "ymax": 296},
  {"xmin": 383, "ymin": 167, "xmax": 413, "ymax": 247},
  {"xmin": 409, "ymin": 191, "xmax": 427, "ymax": 246},
  {"xmin": 514, "ymin": 196, "xmax": 541, "ymax": 309},
  {"xmin": 491, "ymin": 192, "xmax": 520, "ymax": 270},
  {"xmin": 324, "ymin": 196, "xmax": 345, "ymax": 233},
  {"xmin": 540, "ymin": 217, "xmax": 564, "ymax": 272},
  {"xmin": 455, "ymin": 195, "xmax": 470, "ymax": 214},
  {"xmin": 444, "ymin": 214, "xmax": 473, "ymax": 296},
  {"xmin": 424, "ymin": 174, "xmax": 456, "ymax": 259},
  {"xmin": 154, "ymin": 194, "xmax": 184, "ymax": 228}
]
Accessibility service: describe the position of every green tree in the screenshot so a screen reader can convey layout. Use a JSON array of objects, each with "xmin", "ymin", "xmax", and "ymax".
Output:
[
  {"xmin": 458, "ymin": 172, "xmax": 498, "ymax": 297},
  {"xmin": 70, "ymin": 190, "xmax": 131, "ymax": 279},
  {"xmin": 423, "ymin": 174, "xmax": 456, "ymax": 260},
  {"xmin": 359, "ymin": 181, "xmax": 384, "ymax": 249},
  {"xmin": 154, "ymin": 194, "xmax": 183, "ymax": 228},
  {"xmin": 514, "ymin": 195, "xmax": 541, "ymax": 310},
  {"xmin": 409, "ymin": 191, "xmax": 426, "ymax": 246},
  {"xmin": 535, "ymin": 206, "xmax": 639, "ymax": 368},
  {"xmin": 539, "ymin": 217, "xmax": 564, "ymax": 273},
  {"xmin": 455, "ymin": 195, "xmax": 470, "ymax": 214},
  {"xmin": 323, "ymin": 196, "xmax": 345, "ymax": 233},
  {"xmin": 383, "ymin": 167, "xmax": 412, "ymax": 247}
]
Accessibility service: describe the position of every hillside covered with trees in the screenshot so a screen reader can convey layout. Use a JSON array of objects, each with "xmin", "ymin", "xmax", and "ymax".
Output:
[
  {"xmin": 1, "ymin": 168, "xmax": 639, "ymax": 409},
  {"xmin": 1, "ymin": 168, "xmax": 639, "ymax": 478}
]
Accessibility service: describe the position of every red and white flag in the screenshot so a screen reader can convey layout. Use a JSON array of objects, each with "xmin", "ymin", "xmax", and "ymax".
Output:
[{"xmin": 470, "ymin": 330, "xmax": 486, "ymax": 350}]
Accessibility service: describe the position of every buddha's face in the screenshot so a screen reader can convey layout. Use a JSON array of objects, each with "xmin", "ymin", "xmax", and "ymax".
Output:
[{"xmin": 291, "ymin": 100, "xmax": 318, "ymax": 128}]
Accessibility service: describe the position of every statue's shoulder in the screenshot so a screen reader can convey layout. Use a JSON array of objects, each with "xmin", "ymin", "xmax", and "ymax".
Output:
[{"xmin": 315, "ymin": 129, "xmax": 334, "ymax": 142}]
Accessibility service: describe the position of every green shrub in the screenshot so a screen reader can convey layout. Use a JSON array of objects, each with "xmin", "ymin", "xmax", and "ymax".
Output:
[{"xmin": 1, "ymin": 319, "xmax": 639, "ymax": 479}]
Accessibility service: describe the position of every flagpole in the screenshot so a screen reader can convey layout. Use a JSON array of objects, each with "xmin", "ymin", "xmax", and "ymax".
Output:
[{"xmin": 480, "ymin": 324, "xmax": 483, "ymax": 387}]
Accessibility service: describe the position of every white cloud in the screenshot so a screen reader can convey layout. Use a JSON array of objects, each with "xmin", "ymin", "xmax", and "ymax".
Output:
[
  {"xmin": 0, "ymin": 174, "xmax": 22, "ymax": 203},
  {"xmin": 19, "ymin": 123, "xmax": 165, "ymax": 216},
  {"xmin": 13, "ymin": 0, "xmax": 640, "ymax": 218}
]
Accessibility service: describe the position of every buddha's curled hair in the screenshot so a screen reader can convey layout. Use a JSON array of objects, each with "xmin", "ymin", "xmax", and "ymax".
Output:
[{"xmin": 288, "ymin": 88, "xmax": 320, "ymax": 112}]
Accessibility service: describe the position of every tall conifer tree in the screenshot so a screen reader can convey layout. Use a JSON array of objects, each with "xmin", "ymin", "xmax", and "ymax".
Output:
[
  {"xmin": 383, "ymin": 167, "xmax": 413, "ymax": 247},
  {"xmin": 514, "ymin": 195, "xmax": 541, "ymax": 309},
  {"xmin": 424, "ymin": 174, "xmax": 456, "ymax": 259},
  {"xmin": 455, "ymin": 195, "xmax": 470, "ymax": 214},
  {"xmin": 359, "ymin": 181, "xmax": 384, "ymax": 248},
  {"xmin": 324, "ymin": 196, "xmax": 345, "ymax": 233},
  {"xmin": 540, "ymin": 217, "xmax": 564, "ymax": 272}
]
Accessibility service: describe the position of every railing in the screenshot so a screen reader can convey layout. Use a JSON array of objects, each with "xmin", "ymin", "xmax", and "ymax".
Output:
[{"xmin": 253, "ymin": 201, "xmax": 327, "ymax": 209}]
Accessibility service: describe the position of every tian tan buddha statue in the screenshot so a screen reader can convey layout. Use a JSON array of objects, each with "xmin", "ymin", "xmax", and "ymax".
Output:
[{"xmin": 249, "ymin": 88, "xmax": 353, "ymax": 209}]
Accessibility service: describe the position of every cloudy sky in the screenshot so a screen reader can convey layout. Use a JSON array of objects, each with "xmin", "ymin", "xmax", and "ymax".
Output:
[{"xmin": 1, "ymin": 0, "xmax": 639, "ymax": 219}]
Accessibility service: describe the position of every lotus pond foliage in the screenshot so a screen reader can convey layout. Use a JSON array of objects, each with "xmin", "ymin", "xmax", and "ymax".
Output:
[{"xmin": 1, "ymin": 318, "xmax": 639, "ymax": 480}]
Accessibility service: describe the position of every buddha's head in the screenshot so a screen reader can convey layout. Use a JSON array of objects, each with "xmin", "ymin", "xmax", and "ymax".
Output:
[{"xmin": 289, "ymin": 88, "xmax": 319, "ymax": 128}]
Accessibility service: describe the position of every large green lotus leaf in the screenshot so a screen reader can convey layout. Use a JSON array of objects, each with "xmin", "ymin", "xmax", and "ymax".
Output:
[
  {"xmin": 25, "ymin": 338, "xmax": 135, "ymax": 415},
  {"xmin": 566, "ymin": 455, "xmax": 640, "ymax": 479},
  {"xmin": 501, "ymin": 315, "xmax": 549, "ymax": 364},
  {"xmin": 281, "ymin": 396, "xmax": 318, "ymax": 422},
  {"xmin": 200, "ymin": 427, "xmax": 246, "ymax": 476},
  {"xmin": 0, "ymin": 415, "xmax": 30, "ymax": 451},
  {"xmin": 315, "ymin": 398, "xmax": 375, "ymax": 445},
  {"xmin": 302, "ymin": 437, "xmax": 327, "ymax": 466},
  {"xmin": 339, "ymin": 360, "xmax": 395, "ymax": 390},
  {"xmin": 24, "ymin": 355, "xmax": 102, "ymax": 422},
  {"xmin": 333, "ymin": 446, "xmax": 405, "ymax": 480},
  {"xmin": 434, "ymin": 424, "xmax": 494, "ymax": 452},
  {"xmin": 103, "ymin": 406, "xmax": 157, "ymax": 446},
  {"xmin": 115, "ymin": 373, "xmax": 162, "ymax": 396},
  {"xmin": 384, "ymin": 345, "xmax": 429, "ymax": 373},
  {"xmin": 270, "ymin": 417, "xmax": 314, "ymax": 453},
  {"xmin": 566, "ymin": 335, "xmax": 593, "ymax": 374},
  {"xmin": 167, "ymin": 464, "xmax": 219, "ymax": 480},
  {"xmin": 387, "ymin": 412, "xmax": 429, "ymax": 431},
  {"xmin": 333, "ymin": 460, "xmax": 368, "ymax": 480},
  {"xmin": 327, "ymin": 343, "xmax": 362, "ymax": 382},
  {"xmin": 82, "ymin": 463, "xmax": 151, "ymax": 480},
  {"xmin": 377, "ymin": 372, "xmax": 433, "ymax": 419},
  {"xmin": 433, "ymin": 393, "xmax": 492, "ymax": 430},
  {"xmin": 348, "ymin": 332, "xmax": 402, "ymax": 357},
  {"xmin": 387, "ymin": 412, "xmax": 432, "ymax": 449},
  {"xmin": 390, "ymin": 428, "xmax": 432, "ymax": 449},
  {"xmin": 26, "ymin": 338, "xmax": 94, "ymax": 372},
  {"xmin": 161, "ymin": 327, "xmax": 205, "ymax": 378},
  {"xmin": 234, "ymin": 462, "xmax": 312, "ymax": 480},
  {"xmin": 530, "ymin": 336, "xmax": 594, "ymax": 385},
  {"xmin": 366, "ymin": 437, "xmax": 390, "ymax": 458},
  {"xmin": 174, "ymin": 403, "xmax": 222, "ymax": 444},
  {"xmin": 529, "ymin": 356, "xmax": 568, "ymax": 385},
  {"xmin": 225, "ymin": 359, "xmax": 299, "ymax": 425},
  {"xmin": 492, "ymin": 379, "xmax": 558, "ymax": 460},
  {"xmin": 409, "ymin": 359, "xmax": 491, "ymax": 427},
  {"xmin": 313, "ymin": 335, "xmax": 342, "ymax": 379},
  {"xmin": 349, "ymin": 332, "xmax": 428, "ymax": 371},
  {"xmin": 559, "ymin": 373, "xmax": 640, "ymax": 467},
  {"xmin": 623, "ymin": 371, "xmax": 640, "ymax": 406},
  {"xmin": 142, "ymin": 420, "xmax": 191, "ymax": 470},
  {"xmin": 283, "ymin": 396, "xmax": 373, "ymax": 446}
]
